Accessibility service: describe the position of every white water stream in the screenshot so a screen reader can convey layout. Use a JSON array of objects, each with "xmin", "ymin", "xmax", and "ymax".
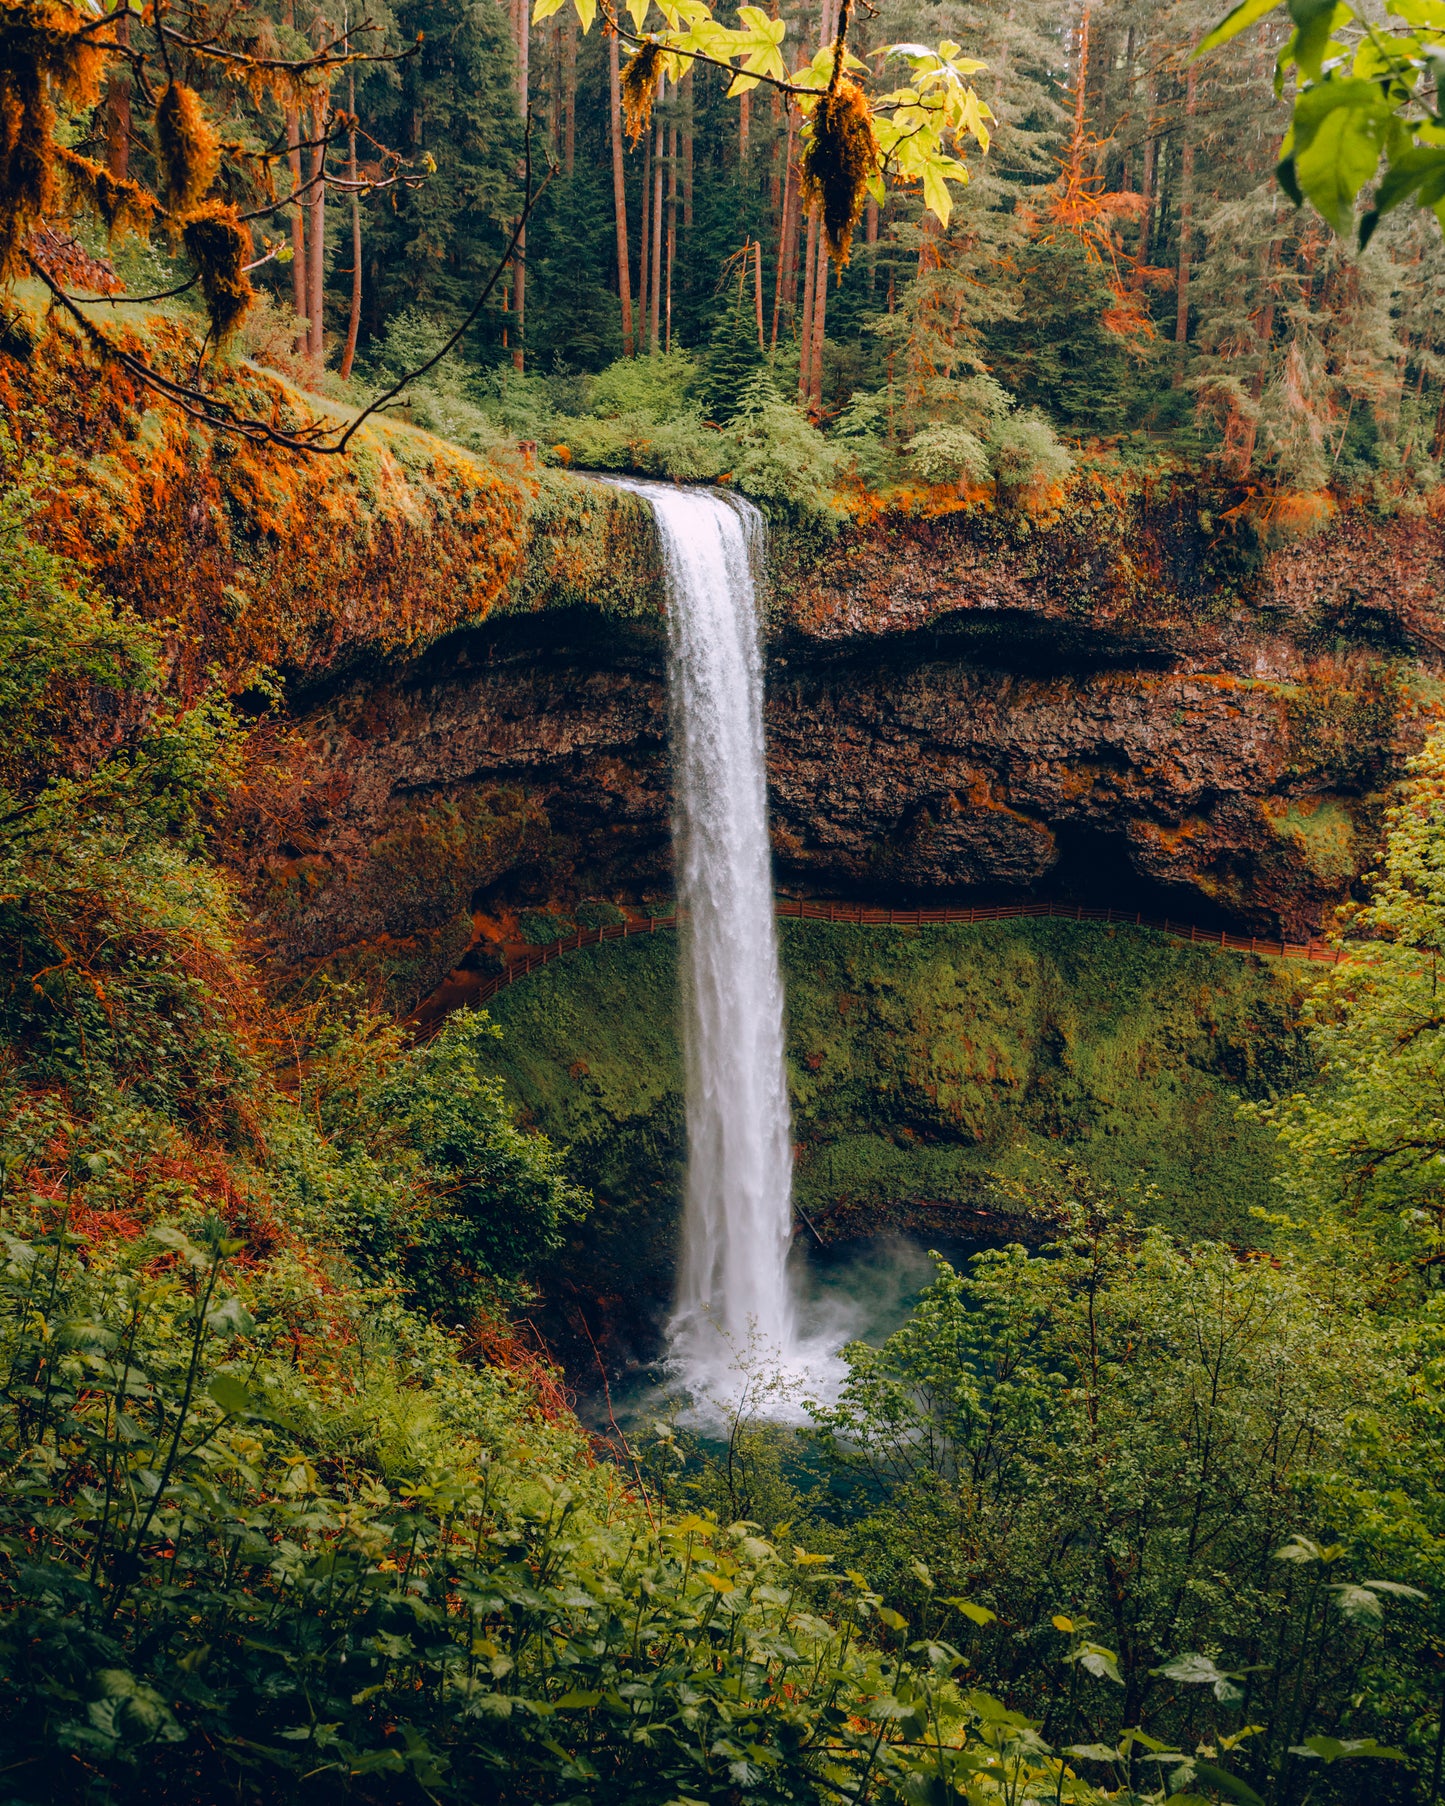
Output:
[{"xmin": 610, "ymin": 478, "xmax": 810, "ymax": 1405}]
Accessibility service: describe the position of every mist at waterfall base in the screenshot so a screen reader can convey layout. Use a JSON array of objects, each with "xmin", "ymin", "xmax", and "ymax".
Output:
[
  {"xmin": 607, "ymin": 476, "xmax": 860, "ymax": 1424},
  {"xmin": 574, "ymin": 1232, "xmax": 984, "ymax": 1438}
]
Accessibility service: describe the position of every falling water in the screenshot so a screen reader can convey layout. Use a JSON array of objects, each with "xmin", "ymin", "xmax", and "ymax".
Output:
[{"xmin": 609, "ymin": 478, "xmax": 800, "ymax": 1400}]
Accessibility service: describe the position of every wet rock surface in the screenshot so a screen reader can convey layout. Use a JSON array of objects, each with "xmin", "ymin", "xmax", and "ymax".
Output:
[{"xmin": 235, "ymin": 500, "xmax": 1442, "ymax": 1001}]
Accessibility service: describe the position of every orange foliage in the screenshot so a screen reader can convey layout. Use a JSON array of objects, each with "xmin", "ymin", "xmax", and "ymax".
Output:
[
  {"xmin": 1042, "ymin": 7, "xmax": 1172, "ymax": 345},
  {"xmin": 0, "ymin": 309, "xmax": 534, "ymax": 691}
]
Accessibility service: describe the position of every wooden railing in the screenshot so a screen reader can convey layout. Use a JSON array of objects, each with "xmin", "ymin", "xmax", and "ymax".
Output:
[{"xmin": 466, "ymin": 898, "xmax": 1345, "ymax": 1007}]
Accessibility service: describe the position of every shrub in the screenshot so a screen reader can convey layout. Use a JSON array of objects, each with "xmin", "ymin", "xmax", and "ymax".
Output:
[
  {"xmin": 575, "ymin": 900, "xmax": 627, "ymax": 928},
  {"xmin": 518, "ymin": 908, "xmax": 574, "ymax": 944}
]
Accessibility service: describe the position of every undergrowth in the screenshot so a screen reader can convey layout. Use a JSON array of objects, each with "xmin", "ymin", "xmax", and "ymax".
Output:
[{"xmin": 0, "ymin": 395, "xmax": 1239, "ymax": 1806}]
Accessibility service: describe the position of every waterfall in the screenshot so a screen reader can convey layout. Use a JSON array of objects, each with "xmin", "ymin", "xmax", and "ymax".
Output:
[{"xmin": 610, "ymin": 478, "xmax": 799, "ymax": 1398}]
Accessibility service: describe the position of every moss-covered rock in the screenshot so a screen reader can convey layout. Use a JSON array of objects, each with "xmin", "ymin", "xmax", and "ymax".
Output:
[{"xmin": 478, "ymin": 918, "xmax": 1309, "ymax": 1359}]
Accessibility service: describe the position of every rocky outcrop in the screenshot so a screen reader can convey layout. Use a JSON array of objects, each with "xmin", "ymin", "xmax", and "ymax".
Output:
[{"xmin": 235, "ymin": 483, "xmax": 1440, "ymax": 1002}]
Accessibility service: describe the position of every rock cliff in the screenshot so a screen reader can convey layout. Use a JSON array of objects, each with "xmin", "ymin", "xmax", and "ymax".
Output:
[
  {"xmin": 6, "ymin": 308, "xmax": 1437, "ymax": 992},
  {"xmin": 239, "ymin": 481, "xmax": 1442, "ymax": 1002}
]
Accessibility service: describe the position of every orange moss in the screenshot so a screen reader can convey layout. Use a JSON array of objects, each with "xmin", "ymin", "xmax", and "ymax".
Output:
[{"xmin": 0, "ymin": 308, "xmax": 534, "ymax": 690}]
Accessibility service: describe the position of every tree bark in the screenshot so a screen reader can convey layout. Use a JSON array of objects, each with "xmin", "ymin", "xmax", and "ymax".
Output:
[
  {"xmin": 753, "ymin": 238, "xmax": 765, "ymax": 350},
  {"xmin": 1174, "ymin": 60, "xmax": 1198, "ymax": 383},
  {"xmin": 798, "ymin": 205, "xmax": 818, "ymax": 400},
  {"xmin": 638, "ymin": 121, "xmax": 652, "ymax": 342},
  {"xmin": 513, "ymin": 0, "xmax": 530, "ymax": 372},
  {"xmin": 340, "ymin": 63, "xmax": 362, "ymax": 380},
  {"xmin": 608, "ymin": 32, "xmax": 636, "ymax": 357},
  {"xmin": 1120, "ymin": 26, "xmax": 1136, "ymax": 191},
  {"xmin": 1140, "ymin": 68, "xmax": 1156, "ymax": 262},
  {"xmin": 283, "ymin": 2, "xmax": 306, "ymax": 349},
  {"xmin": 649, "ymin": 77, "xmax": 665, "ymax": 350},
  {"xmin": 682, "ymin": 78, "xmax": 694, "ymax": 230},
  {"xmin": 307, "ymin": 91, "xmax": 327, "ymax": 371},
  {"xmin": 803, "ymin": 0, "xmax": 836, "ymax": 408},
  {"xmin": 808, "ymin": 226, "xmax": 827, "ymax": 412},
  {"xmin": 665, "ymin": 121, "xmax": 677, "ymax": 352},
  {"xmin": 104, "ymin": 13, "xmax": 130, "ymax": 179},
  {"xmin": 739, "ymin": 89, "xmax": 750, "ymax": 165},
  {"xmin": 773, "ymin": 109, "xmax": 797, "ymax": 345},
  {"xmin": 564, "ymin": 16, "xmax": 577, "ymax": 175}
]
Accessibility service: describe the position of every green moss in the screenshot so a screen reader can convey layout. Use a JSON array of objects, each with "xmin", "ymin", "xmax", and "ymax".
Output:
[
  {"xmin": 504, "ymin": 472, "xmax": 664, "ymax": 626},
  {"xmin": 1267, "ymin": 798, "xmax": 1358, "ymax": 884},
  {"xmin": 480, "ymin": 920, "xmax": 1310, "ymax": 1319}
]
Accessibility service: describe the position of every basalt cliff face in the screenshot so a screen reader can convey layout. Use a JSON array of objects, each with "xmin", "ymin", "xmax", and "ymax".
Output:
[
  {"xmin": 12, "ymin": 309, "xmax": 1439, "ymax": 997},
  {"xmin": 233, "ymin": 480, "xmax": 1442, "ymax": 1004}
]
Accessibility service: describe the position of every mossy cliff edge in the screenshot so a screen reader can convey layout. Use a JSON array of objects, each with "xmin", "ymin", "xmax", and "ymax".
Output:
[
  {"xmin": 0, "ymin": 299, "xmax": 659, "ymax": 692},
  {"xmin": 5, "ymin": 307, "xmax": 1443, "ymax": 1009},
  {"xmin": 245, "ymin": 473, "xmax": 1443, "ymax": 1007}
]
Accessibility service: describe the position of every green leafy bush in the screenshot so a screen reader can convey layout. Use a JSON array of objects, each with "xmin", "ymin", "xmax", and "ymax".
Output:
[
  {"xmin": 517, "ymin": 908, "xmax": 575, "ymax": 945},
  {"xmin": 575, "ymin": 900, "xmax": 627, "ymax": 928}
]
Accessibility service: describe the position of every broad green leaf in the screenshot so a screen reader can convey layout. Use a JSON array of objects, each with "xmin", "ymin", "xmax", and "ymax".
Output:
[
  {"xmin": 574, "ymin": 0, "xmax": 597, "ymax": 30},
  {"xmin": 1198, "ymin": 0, "xmax": 1286, "ymax": 56},
  {"xmin": 205, "ymin": 1295, "xmax": 255, "ymax": 1336},
  {"xmin": 1192, "ymin": 1761, "xmax": 1266, "ymax": 1804},
  {"xmin": 1291, "ymin": 81, "xmax": 1392, "ymax": 229},
  {"xmin": 1073, "ymin": 1642, "xmax": 1124, "ymax": 1686},
  {"xmin": 1290, "ymin": 1735, "xmax": 1406, "ymax": 1762},
  {"xmin": 207, "ymin": 1372, "xmax": 256, "ymax": 1417},
  {"xmin": 921, "ymin": 153, "xmax": 967, "ymax": 227},
  {"xmin": 531, "ymin": 0, "xmax": 567, "ymax": 19},
  {"xmin": 1291, "ymin": 0, "xmax": 1353, "ymax": 79}
]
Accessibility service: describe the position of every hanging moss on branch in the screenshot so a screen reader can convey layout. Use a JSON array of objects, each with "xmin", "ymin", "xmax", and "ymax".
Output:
[
  {"xmin": 0, "ymin": 0, "xmax": 108, "ymax": 282},
  {"xmin": 155, "ymin": 81, "xmax": 222, "ymax": 217},
  {"xmin": 620, "ymin": 39, "xmax": 665, "ymax": 144},
  {"xmin": 181, "ymin": 202, "xmax": 255, "ymax": 344},
  {"xmin": 799, "ymin": 79, "xmax": 880, "ymax": 270},
  {"xmin": 55, "ymin": 147, "xmax": 157, "ymax": 240}
]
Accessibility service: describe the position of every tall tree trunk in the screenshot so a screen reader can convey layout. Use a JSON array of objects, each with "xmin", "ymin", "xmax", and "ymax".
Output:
[
  {"xmin": 104, "ymin": 13, "xmax": 130, "ymax": 178},
  {"xmin": 798, "ymin": 206, "xmax": 818, "ymax": 400},
  {"xmin": 665, "ymin": 121, "xmax": 677, "ymax": 352},
  {"xmin": 1120, "ymin": 26, "xmax": 1136, "ymax": 189},
  {"xmin": 340, "ymin": 63, "xmax": 362, "ymax": 380},
  {"xmin": 564, "ymin": 16, "xmax": 577, "ymax": 175},
  {"xmin": 1174, "ymin": 60, "xmax": 1198, "ymax": 383},
  {"xmin": 864, "ymin": 194, "xmax": 878, "ymax": 293},
  {"xmin": 307, "ymin": 91, "xmax": 327, "ymax": 371},
  {"xmin": 769, "ymin": 91, "xmax": 782, "ymax": 217},
  {"xmin": 1140, "ymin": 69, "xmax": 1156, "ymax": 262},
  {"xmin": 649, "ymin": 77, "xmax": 665, "ymax": 350},
  {"xmin": 808, "ymin": 228, "xmax": 827, "ymax": 411},
  {"xmin": 283, "ymin": 2, "xmax": 306, "ymax": 349},
  {"xmin": 682, "ymin": 78, "xmax": 694, "ymax": 229},
  {"xmin": 803, "ymin": 0, "xmax": 836, "ymax": 408},
  {"xmin": 773, "ymin": 110, "xmax": 797, "ymax": 345},
  {"xmin": 513, "ymin": 0, "xmax": 530, "ymax": 372},
  {"xmin": 608, "ymin": 32, "xmax": 636, "ymax": 357},
  {"xmin": 638, "ymin": 122, "xmax": 652, "ymax": 340},
  {"xmin": 753, "ymin": 239, "xmax": 765, "ymax": 349},
  {"xmin": 739, "ymin": 89, "xmax": 750, "ymax": 165}
]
